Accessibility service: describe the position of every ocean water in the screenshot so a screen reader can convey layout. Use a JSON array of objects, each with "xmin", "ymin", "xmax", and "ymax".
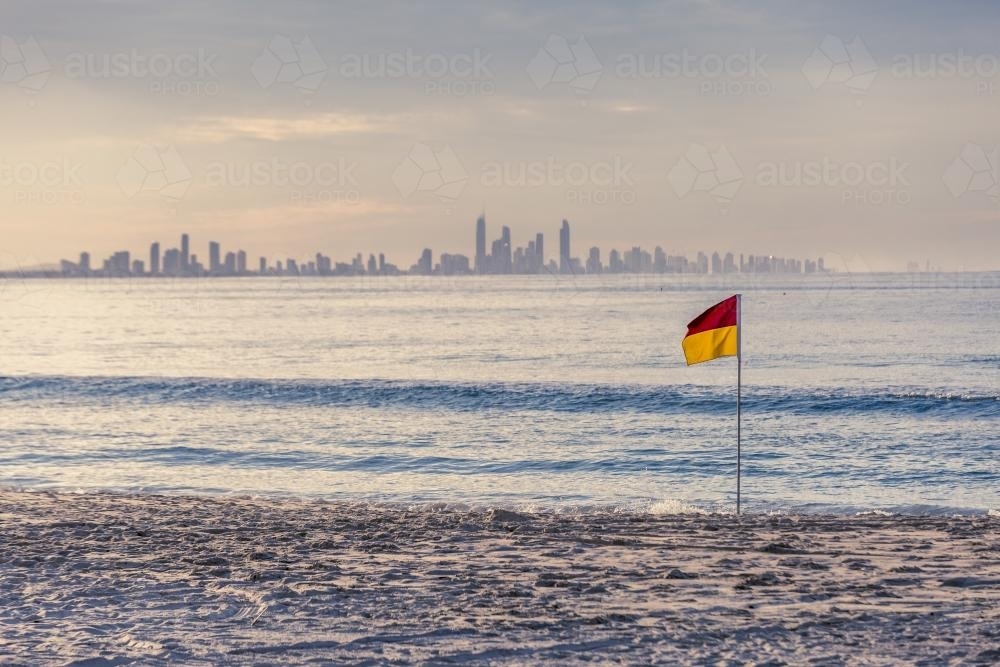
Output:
[{"xmin": 0, "ymin": 273, "xmax": 997, "ymax": 514}]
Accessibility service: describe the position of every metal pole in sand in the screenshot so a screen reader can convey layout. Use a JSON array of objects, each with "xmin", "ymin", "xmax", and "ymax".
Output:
[{"xmin": 736, "ymin": 293, "xmax": 742, "ymax": 516}]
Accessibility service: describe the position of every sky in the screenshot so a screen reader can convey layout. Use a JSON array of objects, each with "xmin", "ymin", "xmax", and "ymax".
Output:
[{"xmin": 1, "ymin": 0, "xmax": 999, "ymax": 271}]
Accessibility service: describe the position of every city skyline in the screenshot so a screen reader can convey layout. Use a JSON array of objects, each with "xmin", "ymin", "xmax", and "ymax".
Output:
[{"xmin": 55, "ymin": 215, "xmax": 842, "ymax": 279}]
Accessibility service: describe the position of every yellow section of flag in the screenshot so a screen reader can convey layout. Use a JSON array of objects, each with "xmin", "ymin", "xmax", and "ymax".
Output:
[{"xmin": 682, "ymin": 325, "xmax": 738, "ymax": 366}]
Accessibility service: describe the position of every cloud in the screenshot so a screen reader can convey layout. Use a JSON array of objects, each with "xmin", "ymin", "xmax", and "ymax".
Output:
[
  {"xmin": 176, "ymin": 113, "xmax": 399, "ymax": 143},
  {"xmin": 609, "ymin": 103, "xmax": 652, "ymax": 113}
]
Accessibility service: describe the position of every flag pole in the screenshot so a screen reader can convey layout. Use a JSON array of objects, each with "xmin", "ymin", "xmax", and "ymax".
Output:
[{"xmin": 736, "ymin": 293, "xmax": 742, "ymax": 516}]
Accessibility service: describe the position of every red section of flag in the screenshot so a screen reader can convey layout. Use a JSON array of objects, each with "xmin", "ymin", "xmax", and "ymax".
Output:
[{"xmin": 685, "ymin": 295, "xmax": 738, "ymax": 336}]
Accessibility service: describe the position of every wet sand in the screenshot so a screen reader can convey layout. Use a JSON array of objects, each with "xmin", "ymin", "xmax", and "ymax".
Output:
[{"xmin": 1, "ymin": 490, "xmax": 998, "ymax": 665}]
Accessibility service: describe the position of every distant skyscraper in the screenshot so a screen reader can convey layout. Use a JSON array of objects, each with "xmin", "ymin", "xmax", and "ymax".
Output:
[
  {"xmin": 110, "ymin": 251, "xmax": 130, "ymax": 275},
  {"xmin": 259, "ymin": 257, "xmax": 267, "ymax": 274},
  {"xmin": 209, "ymin": 242, "xmax": 221, "ymax": 274},
  {"xmin": 224, "ymin": 252, "xmax": 236, "ymax": 275},
  {"xmin": 654, "ymin": 247, "xmax": 667, "ymax": 273},
  {"xmin": 180, "ymin": 234, "xmax": 189, "ymax": 271},
  {"xmin": 697, "ymin": 251, "xmax": 709, "ymax": 274},
  {"xmin": 150, "ymin": 242, "xmax": 160, "ymax": 275},
  {"xmin": 163, "ymin": 248, "xmax": 180, "ymax": 275},
  {"xmin": 415, "ymin": 248, "xmax": 433, "ymax": 275},
  {"xmin": 586, "ymin": 247, "xmax": 602, "ymax": 274},
  {"xmin": 78, "ymin": 252, "xmax": 90, "ymax": 274},
  {"xmin": 475, "ymin": 214, "xmax": 486, "ymax": 274},
  {"xmin": 559, "ymin": 219, "xmax": 571, "ymax": 274},
  {"xmin": 236, "ymin": 250, "xmax": 247, "ymax": 274},
  {"xmin": 500, "ymin": 226, "xmax": 512, "ymax": 274},
  {"xmin": 535, "ymin": 233, "xmax": 544, "ymax": 270}
]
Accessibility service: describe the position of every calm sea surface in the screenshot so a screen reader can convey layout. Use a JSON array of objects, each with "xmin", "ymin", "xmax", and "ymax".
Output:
[{"xmin": 0, "ymin": 273, "xmax": 997, "ymax": 514}]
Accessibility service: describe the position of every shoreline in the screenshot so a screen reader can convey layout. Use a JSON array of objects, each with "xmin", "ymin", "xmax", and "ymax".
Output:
[
  {"xmin": 2, "ymin": 485, "xmax": 998, "ymax": 518},
  {"xmin": 2, "ymin": 490, "xmax": 998, "ymax": 664}
]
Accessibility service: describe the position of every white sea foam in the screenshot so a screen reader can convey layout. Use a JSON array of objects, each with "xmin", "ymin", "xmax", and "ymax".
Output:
[{"xmin": 646, "ymin": 497, "xmax": 711, "ymax": 515}]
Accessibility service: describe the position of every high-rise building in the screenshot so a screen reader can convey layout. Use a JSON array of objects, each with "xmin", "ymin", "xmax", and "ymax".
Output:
[
  {"xmin": 236, "ymin": 250, "xmax": 247, "ymax": 275},
  {"xmin": 500, "ymin": 226, "xmax": 512, "ymax": 274},
  {"xmin": 559, "ymin": 219, "xmax": 570, "ymax": 273},
  {"xmin": 224, "ymin": 252, "xmax": 236, "ymax": 275},
  {"xmin": 259, "ymin": 257, "xmax": 267, "ymax": 274},
  {"xmin": 608, "ymin": 249, "xmax": 623, "ymax": 273},
  {"xmin": 209, "ymin": 242, "xmax": 221, "ymax": 274},
  {"xmin": 535, "ymin": 233, "xmax": 544, "ymax": 272},
  {"xmin": 586, "ymin": 247, "xmax": 602, "ymax": 274},
  {"xmin": 132, "ymin": 260, "xmax": 144, "ymax": 276},
  {"xmin": 414, "ymin": 248, "xmax": 433, "ymax": 275},
  {"xmin": 475, "ymin": 214, "xmax": 486, "ymax": 274},
  {"xmin": 724, "ymin": 252, "xmax": 736, "ymax": 274},
  {"xmin": 440, "ymin": 253, "xmax": 470, "ymax": 275},
  {"xmin": 654, "ymin": 247, "xmax": 667, "ymax": 273},
  {"xmin": 163, "ymin": 248, "xmax": 180, "ymax": 275},
  {"xmin": 697, "ymin": 252, "xmax": 709, "ymax": 274},
  {"xmin": 110, "ymin": 251, "xmax": 130, "ymax": 275},
  {"xmin": 150, "ymin": 242, "xmax": 160, "ymax": 275},
  {"xmin": 180, "ymin": 233, "xmax": 189, "ymax": 271},
  {"xmin": 78, "ymin": 252, "xmax": 90, "ymax": 274}
]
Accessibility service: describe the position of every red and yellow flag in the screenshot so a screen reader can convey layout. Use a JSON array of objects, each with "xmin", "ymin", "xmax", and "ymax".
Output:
[{"xmin": 682, "ymin": 295, "xmax": 740, "ymax": 366}]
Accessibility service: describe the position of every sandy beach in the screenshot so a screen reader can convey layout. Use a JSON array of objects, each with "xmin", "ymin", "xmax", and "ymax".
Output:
[{"xmin": 1, "ymin": 491, "xmax": 998, "ymax": 665}]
